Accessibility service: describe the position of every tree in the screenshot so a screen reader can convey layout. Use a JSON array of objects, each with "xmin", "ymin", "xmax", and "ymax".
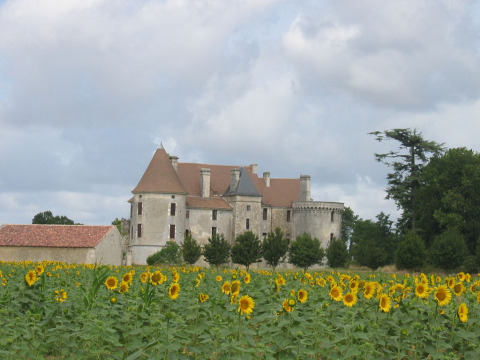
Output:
[
  {"xmin": 326, "ymin": 237, "xmax": 349, "ymax": 268},
  {"xmin": 182, "ymin": 233, "xmax": 202, "ymax": 265},
  {"xmin": 203, "ymin": 233, "xmax": 231, "ymax": 271},
  {"xmin": 350, "ymin": 214, "xmax": 399, "ymax": 270},
  {"xmin": 262, "ymin": 227, "xmax": 289, "ymax": 270},
  {"xmin": 112, "ymin": 218, "xmax": 127, "ymax": 235},
  {"xmin": 416, "ymin": 148, "xmax": 480, "ymax": 253},
  {"xmin": 394, "ymin": 231, "xmax": 426, "ymax": 271},
  {"xmin": 231, "ymin": 231, "xmax": 262, "ymax": 271},
  {"xmin": 288, "ymin": 233, "xmax": 324, "ymax": 271},
  {"xmin": 370, "ymin": 129, "xmax": 444, "ymax": 232},
  {"xmin": 429, "ymin": 228, "xmax": 468, "ymax": 272},
  {"xmin": 146, "ymin": 241, "xmax": 182, "ymax": 265},
  {"xmin": 32, "ymin": 211, "xmax": 75, "ymax": 225},
  {"xmin": 341, "ymin": 207, "xmax": 358, "ymax": 250}
]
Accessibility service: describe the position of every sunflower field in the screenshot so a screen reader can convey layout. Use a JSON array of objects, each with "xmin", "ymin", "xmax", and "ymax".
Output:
[{"xmin": 1, "ymin": 261, "xmax": 479, "ymax": 359}]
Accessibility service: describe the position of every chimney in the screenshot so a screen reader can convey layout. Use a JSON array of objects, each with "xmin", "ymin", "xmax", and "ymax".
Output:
[
  {"xmin": 263, "ymin": 172, "xmax": 270, "ymax": 187},
  {"xmin": 200, "ymin": 168, "xmax": 211, "ymax": 198},
  {"xmin": 250, "ymin": 164, "xmax": 258, "ymax": 174},
  {"xmin": 300, "ymin": 175, "xmax": 311, "ymax": 201},
  {"xmin": 230, "ymin": 168, "xmax": 240, "ymax": 192},
  {"xmin": 169, "ymin": 156, "xmax": 179, "ymax": 172}
]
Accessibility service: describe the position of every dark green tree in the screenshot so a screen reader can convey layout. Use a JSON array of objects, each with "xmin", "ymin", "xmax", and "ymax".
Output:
[
  {"xmin": 203, "ymin": 233, "xmax": 231, "ymax": 271},
  {"xmin": 326, "ymin": 237, "xmax": 349, "ymax": 268},
  {"xmin": 429, "ymin": 228, "xmax": 468, "ymax": 272},
  {"xmin": 231, "ymin": 231, "xmax": 263, "ymax": 271},
  {"xmin": 341, "ymin": 206, "xmax": 358, "ymax": 250},
  {"xmin": 416, "ymin": 148, "xmax": 480, "ymax": 253},
  {"xmin": 288, "ymin": 233, "xmax": 324, "ymax": 271},
  {"xmin": 394, "ymin": 231, "xmax": 426, "ymax": 271},
  {"xmin": 370, "ymin": 128, "xmax": 444, "ymax": 232},
  {"xmin": 32, "ymin": 211, "xmax": 75, "ymax": 225},
  {"xmin": 182, "ymin": 232, "xmax": 202, "ymax": 265},
  {"xmin": 262, "ymin": 227, "xmax": 289, "ymax": 270},
  {"xmin": 146, "ymin": 241, "xmax": 182, "ymax": 265}
]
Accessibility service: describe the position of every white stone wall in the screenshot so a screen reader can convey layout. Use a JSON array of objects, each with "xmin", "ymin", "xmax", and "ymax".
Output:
[
  {"xmin": 187, "ymin": 208, "xmax": 232, "ymax": 245},
  {"xmin": 94, "ymin": 228, "xmax": 123, "ymax": 266}
]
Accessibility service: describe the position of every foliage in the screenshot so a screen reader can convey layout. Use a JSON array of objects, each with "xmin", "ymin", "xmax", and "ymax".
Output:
[
  {"xmin": 32, "ymin": 210, "xmax": 75, "ymax": 225},
  {"xmin": 231, "ymin": 231, "xmax": 262, "ymax": 270},
  {"xmin": 203, "ymin": 233, "xmax": 231, "ymax": 270},
  {"xmin": 416, "ymin": 148, "xmax": 480, "ymax": 254},
  {"xmin": 370, "ymin": 128, "xmax": 444, "ymax": 232},
  {"xmin": 181, "ymin": 232, "xmax": 202, "ymax": 265},
  {"xmin": 2, "ymin": 261, "xmax": 480, "ymax": 359},
  {"xmin": 340, "ymin": 206, "xmax": 358, "ymax": 249},
  {"xmin": 350, "ymin": 213, "xmax": 398, "ymax": 270},
  {"xmin": 394, "ymin": 231, "xmax": 426, "ymax": 271},
  {"xmin": 429, "ymin": 228, "xmax": 468, "ymax": 272},
  {"xmin": 288, "ymin": 233, "xmax": 324, "ymax": 271},
  {"xmin": 111, "ymin": 218, "xmax": 127, "ymax": 235},
  {"xmin": 146, "ymin": 241, "xmax": 182, "ymax": 265},
  {"xmin": 262, "ymin": 227, "xmax": 289, "ymax": 270},
  {"xmin": 326, "ymin": 237, "xmax": 349, "ymax": 268}
]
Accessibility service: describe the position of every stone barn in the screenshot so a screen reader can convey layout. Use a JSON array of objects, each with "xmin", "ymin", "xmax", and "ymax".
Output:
[{"xmin": 0, "ymin": 224, "xmax": 123, "ymax": 265}]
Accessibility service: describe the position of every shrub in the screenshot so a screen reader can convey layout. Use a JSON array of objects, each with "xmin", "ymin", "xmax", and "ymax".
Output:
[
  {"xmin": 203, "ymin": 233, "xmax": 231, "ymax": 271},
  {"xmin": 395, "ymin": 231, "xmax": 426, "ymax": 271},
  {"xmin": 146, "ymin": 241, "xmax": 182, "ymax": 265},
  {"xmin": 231, "ymin": 231, "xmax": 262, "ymax": 271},
  {"xmin": 182, "ymin": 233, "xmax": 202, "ymax": 265},
  {"xmin": 262, "ymin": 227, "xmax": 289, "ymax": 270},
  {"xmin": 289, "ymin": 233, "xmax": 324, "ymax": 271},
  {"xmin": 429, "ymin": 228, "xmax": 468, "ymax": 272}
]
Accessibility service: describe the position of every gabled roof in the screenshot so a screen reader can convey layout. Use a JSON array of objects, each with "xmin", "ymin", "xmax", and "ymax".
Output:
[
  {"xmin": 224, "ymin": 167, "xmax": 261, "ymax": 197},
  {"xmin": 0, "ymin": 224, "xmax": 116, "ymax": 248},
  {"xmin": 186, "ymin": 196, "xmax": 233, "ymax": 210},
  {"xmin": 132, "ymin": 148, "xmax": 187, "ymax": 194}
]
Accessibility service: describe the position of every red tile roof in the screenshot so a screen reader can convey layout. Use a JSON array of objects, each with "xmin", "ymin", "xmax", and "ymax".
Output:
[
  {"xmin": 132, "ymin": 148, "xmax": 187, "ymax": 194},
  {"xmin": 186, "ymin": 196, "xmax": 233, "ymax": 210},
  {"xmin": 0, "ymin": 224, "xmax": 115, "ymax": 248}
]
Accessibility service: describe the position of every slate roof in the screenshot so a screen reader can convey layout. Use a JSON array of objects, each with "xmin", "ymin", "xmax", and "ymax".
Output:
[
  {"xmin": 224, "ymin": 167, "xmax": 261, "ymax": 197},
  {"xmin": 0, "ymin": 224, "xmax": 115, "ymax": 248},
  {"xmin": 133, "ymin": 147, "xmax": 301, "ymax": 208}
]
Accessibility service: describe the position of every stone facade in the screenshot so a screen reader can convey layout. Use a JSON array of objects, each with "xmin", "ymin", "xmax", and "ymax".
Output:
[{"xmin": 127, "ymin": 147, "xmax": 344, "ymax": 265}]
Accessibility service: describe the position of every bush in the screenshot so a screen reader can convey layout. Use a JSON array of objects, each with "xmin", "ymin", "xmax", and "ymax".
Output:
[
  {"xmin": 326, "ymin": 238, "xmax": 349, "ymax": 268},
  {"xmin": 203, "ymin": 233, "xmax": 231, "ymax": 270},
  {"xmin": 429, "ymin": 228, "xmax": 468, "ymax": 272},
  {"xmin": 262, "ymin": 227, "xmax": 289, "ymax": 270},
  {"xmin": 289, "ymin": 233, "xmax": 324, "ymax": 271},
  {"xmin": 182, "ymin": 233, "xmax": 202, "ymax": 265},
  {"xmin": 395, "ymin": 232, "xmax": 426, "ymax": 271},
  {"xmin": 146, "ymin": 241, "xmax": 182, "ymax": 265},
  {"xmin": 231, "ymin": 231, "xmax": 262, "ymax": 271}
]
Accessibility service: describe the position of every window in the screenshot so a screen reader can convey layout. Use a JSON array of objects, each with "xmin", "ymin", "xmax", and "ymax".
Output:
[
  {"xmin": 186, "ymin": 210, "xmax": 190, "ymax": 219},
  {"xmin": 185, "ymin": 229, "xmax": 190, "ymax": 237},
  {"xmin": 212, "ymin": 227, "xmax": 217, "ymax": 238},
  {"xmin": 331, "ymin": 211, "xmax": 334, "ymax": 222},
  {"xmin": 137, "ymin": 224, "xmax": 142, "ymax": 238},
  {"xmin": 286, "ymin": 210, "xmax": 291, "ymax": 222},
  {"xmin": 330, "ymin": 233, "xmax": 334, "ymax": 242},
  {"xmin": 170, "ymin": 203, "xmax": 176, "ymax": 216},
  {"xmin": 262, "ymin": 232, "xmax": 267, "ymax": 238},
  {"xmin": 170, "ymin": 224, "xmax": 176, "ymax": 239},
  {"xmin": 246, "ymin": 218, "xmax": 250, "ymax": 230},
  {"xmin": 247, "ymin": 205, "xmax": 251, "ymax": 211},
  {"xmin": 212, "ymin": 210, "xmax": 217, "ymax": 221},
  {"xmin": 138, "ymin": 202, "xmax": 143, "ymax": 215},
  {"xmin": 263, "ymin": 208, "xmax": 268, "ymax": 221}
]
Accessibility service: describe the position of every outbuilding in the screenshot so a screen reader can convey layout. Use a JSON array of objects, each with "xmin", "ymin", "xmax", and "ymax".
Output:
[{"xmin": 0, "ymin": 224, "xmax": 122, "ymax": 265}]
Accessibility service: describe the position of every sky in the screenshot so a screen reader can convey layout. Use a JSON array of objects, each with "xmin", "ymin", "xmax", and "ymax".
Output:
[{"xmin": 1, "ymin": 0, "xmax": 480, "ymax": 226}]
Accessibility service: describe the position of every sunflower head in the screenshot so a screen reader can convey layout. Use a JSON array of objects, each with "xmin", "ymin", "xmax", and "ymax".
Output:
[
  {"xmin": 343, "ymin": 292, "xmax": 357, "ymax": 307},
  {"xmin": 119, "ymin": 281, "xmax": 129, "ymax": 293},
  {"xmin": 297, "ymin": 289, "xmax": 308, "ymax": 303},
  {"xmin": 168, "ymin": 283, "xmax": 180, "ymax": 300},
  {"xmin": 221, "ymin": 281, "xmax": 231, "ymax": 295},
  {"xmin": 434, "ymin": 285, "xmax": 452, "ymax": 306},
  {"xmin": 379, "ymin": 294, "xmax": 392, "ymax": 313},
  {"xmin": 105, "ymin": 276, "xmax": 118, "ymax": 290},
  {"xmin": 238, "ymin": 295, "xmax": 255, "ymax": 315},
  {"xmin": 282, "ymin": 299, "xmax": 294, "ymax": 312},
  {"xmin": 329, "ymin": 285, "xmax": 343, "ymax": 302},
  {"xmin": 230, "ymin": 280, "xmax": 241, "ymax": 295},
  {"xmin": 415, "ymin": 283, "xmax": 429, "ymax": 299},
  {"xmin": 458, "ymin": 303, "xmax": 468, "ymax": 323},
  {"xmin": 199, "ymin": 293, "xmax": 209, "ymax": 303},
  {"xmin": 453, "ymin": 282, "xmax": 465, "ymax": 297},
  {"xmin": 122, "ymin": 272, "xmax": 133, "ymax": 284}
]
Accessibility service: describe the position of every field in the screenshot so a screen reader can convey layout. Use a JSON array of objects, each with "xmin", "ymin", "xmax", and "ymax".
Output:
[{"xmin": 0, "ymin": 261, "xmax": 479, "ymax": 359}]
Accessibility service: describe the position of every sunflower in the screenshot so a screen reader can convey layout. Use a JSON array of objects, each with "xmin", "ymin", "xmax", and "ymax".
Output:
[
  {"xmin": 343, "ymin": 292, "xmax": 357, "ymax": 307},
  {"xmin": 54, "ymin": 289, "xmax": 68, "ymax": 303},
  {"xmin": 363, "ymin": 282, "xmax": 376, "ymax": 299},
  {"xmin": 458, "ymin": 303, "xmax": 468, "ymax": 323},
  {"xmin": 150, "ymin": 271, "xmax": 165, "ymax": 286},
  {"xmin": 122, "ymin": 272, "xmax": 133, "ymax": 284},
  {"xmin": 222, "ymin": 281, "xmax": 231, "ymax": 295},
  {"xmin": 329, "ymin": 285, "xmax": 343, "ymax": 302},
  {"xmin": 194, "ymin": 278, "xmax": 201, "ymax": 287},
  {"xmin": 379, "ymin": 294, "xmax": 392, "ymax": 313},
  {"xmin": 415, "ymin": 283, "xmax": 429, "ymax": 299},
  {"xmin": 457, "ymin": 272, "xmax": 466, "ymax": 282},
  {"xmin": 230, "ymin": 280, "xmax": 241, "ymax": 295},
  {"xmin": 25, "ymin": 270, "xmax": 38, "ymax": 286},
  {"xmin": 434, "ymin": 285, "xmax": 452, "ymax": 306},
  {"xmin": 140, "ymin": 272, "xmax": 150, "ymax": 283},
  {"xmin": 316, "ymin": 278, "xmax": 326, "ymax": 287},
  {"xmin": 348, "ymin": 280, "xmax": 359, "ymax": 294},
  {"xmin": 172, "ymin": 271, "xmax": 180, "ymax": 283},
  {"xmin": 282, "ymin": 299, "xmax": 294, "ymax": 312},
  {"xmin": 36, "ymin": 265, "xmax": 45, "ymax": 276},
  {"xmin": 199, "ymin": 293, "xmax": 209, "ymax": 303},
  {"xmin": 215, "ymin": 275, "xmax": 222, "ymax": 282},
  {"xmin": 447, "ymin": 277, "xmax": 455, "ymax": 288},
  {"xmin": 243, "ymin": 273, "xmax": 251, "ymax": 284},
  {"xmin": 168, "ymin": 283, "xmax": 180, "ymax": 300},
  {"xmin": 453, "ymin": 282, "xmax": 465, "ymax": 297},
  {"xmin": 105, "ymin": 276, "xmax": 118, "ymax": 290},
  {"xmin": 119, "ymin": 281, "xmax": 129, "ymax": 293},
  {"xmin": 238, "ymin": 295, "xmax": 255, "ymax": 315},
  {"xmin": 297, "ymin": 289, "xmax": 308, "ymax": 303}
]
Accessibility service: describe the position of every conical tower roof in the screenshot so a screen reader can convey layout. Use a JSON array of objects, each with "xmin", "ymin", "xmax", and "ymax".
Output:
[
  {"xmin": 224, "ymin": 167, "xmax": 261, "ymax": 197},
  {"xmin": 132, "ymin": 148, "xmax": 187, "ymax": 194}
]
